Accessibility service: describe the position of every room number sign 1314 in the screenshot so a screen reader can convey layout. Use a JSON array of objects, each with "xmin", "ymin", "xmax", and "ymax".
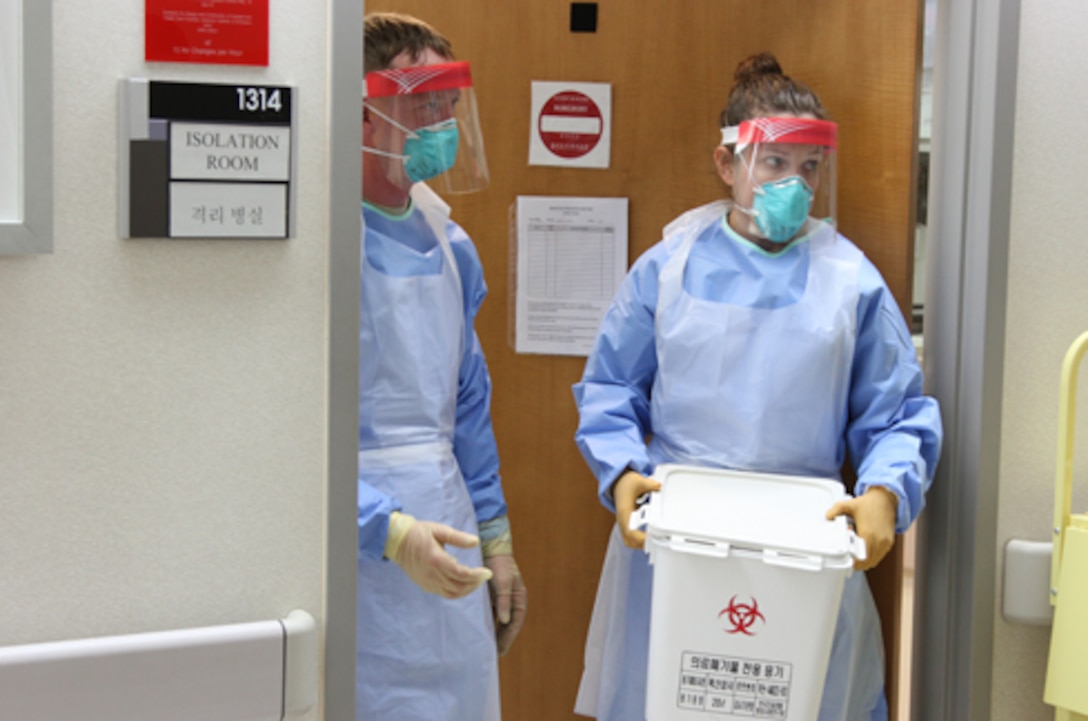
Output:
[{"xmin": 236, "ymin": 87, "xmax": 283, "ymax": 113}]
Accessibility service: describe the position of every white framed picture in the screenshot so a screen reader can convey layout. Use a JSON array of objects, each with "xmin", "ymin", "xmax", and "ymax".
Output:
[{"xmin": 0, "ymin": 0, "xmax": 52, "ymax": 254}]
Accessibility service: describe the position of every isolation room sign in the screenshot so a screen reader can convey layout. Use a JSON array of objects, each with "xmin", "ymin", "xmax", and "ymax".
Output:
[{"xmin": 120, "ymin": 78, "xmax": 295, "ymax": 239}]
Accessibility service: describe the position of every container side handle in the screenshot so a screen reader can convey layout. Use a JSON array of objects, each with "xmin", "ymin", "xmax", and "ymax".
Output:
[
  {"xmin": 628, "ymin": 491, "xmax": 658, "ymax": 531},
  {"xmin": 762, "ymin": 549, "xmax": 824, "ymax": 572},
  {"xmin": 849, "ymin": 530, "xmax": 867, "ymax": 562},
  {"xmin": 660, "ymin": 537, "xmax": 733, "ymax": 559}
]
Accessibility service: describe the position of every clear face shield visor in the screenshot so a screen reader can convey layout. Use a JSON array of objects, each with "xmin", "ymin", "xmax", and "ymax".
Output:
[
  {"xmin": 721, "ymin": 117, "xmax": 838, "ymax": 243},
  {"xmin": 364, "ymin": 60, "xmax": 489, "ymax": 194}
]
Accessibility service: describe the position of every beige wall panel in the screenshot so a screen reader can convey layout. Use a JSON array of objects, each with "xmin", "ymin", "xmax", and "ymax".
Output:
[
  {"xmin": 993, "ymin": 1, "xmax": 1088, "ymax": 719},
  {"xmin": 0, "ymin": 2, "xmax": 343, "ymax": 720}
]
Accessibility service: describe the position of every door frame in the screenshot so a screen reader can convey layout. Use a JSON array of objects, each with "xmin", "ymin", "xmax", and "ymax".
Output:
[
  {"xmin": 326, "ymin": 0, "xmax": 363, "ymax": 718},
  {"xmin": 913, "ymin": 0, "xmax": 1021, "ymax": 718}
]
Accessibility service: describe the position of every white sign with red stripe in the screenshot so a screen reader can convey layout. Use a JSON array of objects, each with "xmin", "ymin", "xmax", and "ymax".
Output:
[{"xmin": 529, "ymin": 81, "xmax": 611, "ymax": 168}]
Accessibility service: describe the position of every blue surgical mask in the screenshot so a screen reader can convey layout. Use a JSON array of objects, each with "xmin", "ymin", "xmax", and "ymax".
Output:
[
  {"xmin": 751, "ymin": 176, "xmax": 814, "ymax": 243},
  {"xmin": 363, "ymin": 105, "xmax": 460, "ymax": 183}
]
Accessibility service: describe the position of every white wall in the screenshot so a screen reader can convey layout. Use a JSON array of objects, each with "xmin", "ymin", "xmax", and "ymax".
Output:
[
  {"xmin": 992, "ymin": 0, "xmax": 1088, "ymax": 718},
  {"xmin": 0, "ymin": 3, "xmax": 337, "ymax": 718},
  {"xmin": 0, "ymin": 0, "xmax": 22, "ymax": 221}
]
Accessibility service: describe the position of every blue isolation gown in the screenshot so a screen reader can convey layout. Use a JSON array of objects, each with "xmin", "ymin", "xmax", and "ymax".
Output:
[
  {"xmin": 356, "ymin": 184, "xmax": 506, "ymax": 721},
  {"xmin": 572, "ymin": 201, "xmax": 942, "ymax": 721}
]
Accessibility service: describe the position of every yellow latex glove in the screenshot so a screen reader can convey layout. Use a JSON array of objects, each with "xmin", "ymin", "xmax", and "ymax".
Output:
[
  {"xmin": 825, "ymin": 486, "xmax": 899, "ymax": 571},
  {"xmin": 479, "ymin": 517, "xmax": 527, "ymax": 656},
  {"xmin": 384, "ymin": 511, "xmax": 493, "ymax": 598},
  {"xmin": 612, "ymin": 469, "xmax": 661, "ymax": 550}
]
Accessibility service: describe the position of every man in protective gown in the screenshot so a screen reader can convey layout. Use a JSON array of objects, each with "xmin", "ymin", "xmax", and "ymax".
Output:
[{"xmin": 356, "ymin": 13, "xmax": 526, "ymax": 721}]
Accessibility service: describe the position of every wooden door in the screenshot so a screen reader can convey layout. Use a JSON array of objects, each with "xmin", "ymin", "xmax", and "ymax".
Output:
[{"xmin": 363, "ymin": 2, "xmax": 923, "ymax": 718}]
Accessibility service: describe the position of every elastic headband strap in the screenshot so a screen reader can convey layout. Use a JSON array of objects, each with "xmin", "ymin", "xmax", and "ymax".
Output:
[{"xmin": 364, "ymin": 60, "xmax": 473, "ymax": 98}]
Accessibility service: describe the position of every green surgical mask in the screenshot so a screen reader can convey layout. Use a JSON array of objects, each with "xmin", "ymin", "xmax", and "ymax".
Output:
[
  {"xmin": 750, "ymin": 176, "xmax": 814, "ymax": 243},
  {"xmin": 364, "ymin": 105, "xmax": 460, "ymax": 183}
]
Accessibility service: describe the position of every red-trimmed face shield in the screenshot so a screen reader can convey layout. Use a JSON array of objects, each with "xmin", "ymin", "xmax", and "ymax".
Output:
[
  {"xmin": 364, "ymin": 61, "xmax": 489, "ymax": 194},
  {"xmin": 721, "ymin": 117, "xmax": 838, "ymax": 244}
]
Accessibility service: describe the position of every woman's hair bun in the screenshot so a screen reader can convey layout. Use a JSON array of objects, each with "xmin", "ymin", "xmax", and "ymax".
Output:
[{"xmin": 734, "ymin": 52, "xmax": 784, "ymax": 83}]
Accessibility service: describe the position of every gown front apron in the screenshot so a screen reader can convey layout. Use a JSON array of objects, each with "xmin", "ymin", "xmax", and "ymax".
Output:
[
  {"xmin": 575, "ymin": 203, "xmax": 886, "ymax": 721},
  {"xmin": 356, "ymin": 185, "xmax": 500, "ymax": 721}
]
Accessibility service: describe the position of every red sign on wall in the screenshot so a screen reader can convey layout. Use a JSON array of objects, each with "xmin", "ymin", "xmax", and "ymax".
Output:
[
  {"xmin": 146, "ymin": 0, "xmax": 270, "ymax": 66},
  {"xmin": 529, "ymin": 81, "xmax": 611, "ymax": 169},
  {"xmin": 537, "ymin": 91, "xmax": 603, "ymax": 159}
]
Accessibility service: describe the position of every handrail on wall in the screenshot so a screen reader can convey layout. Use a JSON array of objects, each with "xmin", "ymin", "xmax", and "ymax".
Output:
[
  {"xmin": 1051, "ymin": 330, "xmax": 1088, "ymax": 598},
  {"xmin": 0, "ymin": 610, "xmax": 317, "ymax": 721},
  {"xmin": 1045, "ymin": 332, "xmax": 1088, "ymax": 719}
]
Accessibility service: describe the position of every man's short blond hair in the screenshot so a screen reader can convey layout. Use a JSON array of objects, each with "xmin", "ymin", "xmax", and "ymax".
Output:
[{"xmin": 364, "ymin": 13, "xmax": 454, "ymax": 74}]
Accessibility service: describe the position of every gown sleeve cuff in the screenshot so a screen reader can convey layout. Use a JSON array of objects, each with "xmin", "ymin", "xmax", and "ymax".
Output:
[{"xmin": 478, "ymin": 515, "xmax": 513, "ymax": 557}]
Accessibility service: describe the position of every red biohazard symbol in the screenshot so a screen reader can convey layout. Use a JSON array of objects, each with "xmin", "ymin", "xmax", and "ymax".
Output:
[{"xmin": 718, "ymin": 595, "xmax": 766, "ymax": 636}]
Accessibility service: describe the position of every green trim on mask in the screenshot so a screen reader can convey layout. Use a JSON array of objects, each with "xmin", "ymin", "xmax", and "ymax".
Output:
[
  {"xmin": 721, "ymin": 212, "xmax": 820, "ymax": 257},
  {"xmin": 361, "ymin": 198, "xmax": 415, "ymax": 221}
]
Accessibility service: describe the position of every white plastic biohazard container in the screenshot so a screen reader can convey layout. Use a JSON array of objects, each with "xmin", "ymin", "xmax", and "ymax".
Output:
[{"xmin": 632, "ymin": 464, "xmax": 865, "ymax": 721}]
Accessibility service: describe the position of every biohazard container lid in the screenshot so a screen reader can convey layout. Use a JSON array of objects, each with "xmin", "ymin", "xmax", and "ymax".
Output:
[{"xmin": 637, "ymin": 464, "xmax": 863, "ymax": 570}]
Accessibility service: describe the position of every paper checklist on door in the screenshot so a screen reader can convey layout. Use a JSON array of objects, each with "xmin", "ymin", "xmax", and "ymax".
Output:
[{"xmin": 514, "ymin": 196, "xmax": 628, "ymax": 356}]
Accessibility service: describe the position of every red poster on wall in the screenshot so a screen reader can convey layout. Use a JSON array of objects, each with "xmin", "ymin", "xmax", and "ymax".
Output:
[{"xmin": 146, "ymin": 0, "xmax": 269, "ymax": 66}]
